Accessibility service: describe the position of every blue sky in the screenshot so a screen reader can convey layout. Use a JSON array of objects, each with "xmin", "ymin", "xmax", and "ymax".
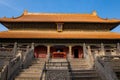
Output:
[{"xmin": 0, "ymin": 0, "xmax": 120, "ymax": 32}]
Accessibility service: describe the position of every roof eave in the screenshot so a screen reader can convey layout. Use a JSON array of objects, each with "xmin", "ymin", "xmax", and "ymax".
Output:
[{"xmin": 0, "ymin": 19, "xmax": 120, "ymax": 23}]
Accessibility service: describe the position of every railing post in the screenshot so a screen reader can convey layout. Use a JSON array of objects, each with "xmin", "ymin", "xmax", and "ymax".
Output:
[
  {"xmin": 117, "ymin": 43, "xmax": 120, "ymax": 55},
  {"xmin": 100, "ymin": 43, "xmax": 105, "ymax": 56},
  {"xmin": 47, "ymin": 45, "xmax": 50, "ymax": 60},
  {"xmin": 31, "ymin": 43, "xmax": 35, "ymax": 58},
  {"xmin": 87, "ymin": 45, "xmax": 94, "ymax": 67},
  {"xmin": 31, "ymin": 43, "xmax": 34, "ymax": 50},
  {"xmin": 26, "ymin": 45, "xmax": 30, "ymax": 52},
  {"xmin": 83, "ymin": 43, "xmax": 86, "ymax": 58},
  {"xmin": 13, "ymin": 42, "xmax": 17, "ymax": 55}
]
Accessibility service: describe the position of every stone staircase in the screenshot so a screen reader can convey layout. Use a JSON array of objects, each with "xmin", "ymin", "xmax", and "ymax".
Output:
[
  {"xmin": 46, "ymin": 58, "xmax": 68, "ymax": 69},
  {"xmin": 69, "ymin": 59, "xmax": 89, "ymax": 70},
  {"xmin": 71, "ymin": 69, "xmax": 102, "ymax": 80},
  {"xmin": 69, "ymin": 59, "xmax": 102, "ymax": 80},
  {"xmin": 15, "ymin": 58, "xmax": 46, "ymax": 80},
  {"xmin": 110, "ymin": 59, "xmax": 120, "ymax": 80}
]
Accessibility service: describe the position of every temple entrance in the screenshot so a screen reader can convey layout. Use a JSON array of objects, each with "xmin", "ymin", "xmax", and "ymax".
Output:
[
  {"xmin": 74, "ymin": 49, "xmax": 79, "ymax": 58},
  {"xmin": 72, "ymin": 46, "xmax": 83, "ymax": 58},
  {"xmin": 34, "ymin": 45, "xmax": 47, "ymax": 58},
  {"xmin": 50, "ymin": 45, "xmax": 68, "ymax": 58}
]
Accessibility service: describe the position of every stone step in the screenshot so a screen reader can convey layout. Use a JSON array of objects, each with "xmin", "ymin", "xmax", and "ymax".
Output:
[
  {"xmin": 112, "ymin": 65, "xmax": 120, "ymax": 67},
  {"xmin": 71, "ymin": 63, "xmax": 88, "ymax": 66},
  {"xmin": 70, "ymin": 62, "xmax": 86, "ymax": 64},
  {"xmin": 70, "ymin": 63, "xmax": 88, "ymax": 65},
  {"xmin": 71, "ymin": 67, "xmax": 89, "ymax": 69},
  {"xmin": 104, "ymin": 61, "xmax": 120, "ymax": 64},
  {"xmin": 70, "ymin": 62, "xmax": 86, "ymax": 63},
  {"xmin": 72, "ymin": 69, "xmax": 94, "ymax": 72},
  {"xmin": 72, "ymin": 69, "xmax": 96, "ymax": 72},
  {"xmin": 31, "ymin": 62, "xmax": 45, "ymax": 65},
  {"xmin": 71, "ymin": 75, "xmax": 101, "ymax": 80},
  {"xmin": 28, "ymin": 68, "xmax": 43, "ymax": 70},
  {"xmin": 71, "ymin": 69, "xmax": 101, "ymax": 80},
  {"xmin": 20, "ymin": 70, "xmax": 42, "ymax": 74},
  {"xmin": 32, "ymin": 61, "xmax": 45, "ymax": 64},
  {"xmin": 72, "ymin": 75, "xmax": 99, "ymax": 77},
  {"xmin": 32, "ymin": 59, "xmax": 46, "ymax": 62},
  {"xmin": 22, "ymin": 70, "xmax": 42, "ymax": 73},
  {"xmin": 71, "ymin": 65, "xmax": 89, "ymax": 68},
  {"xmin": 28, "ymin": 66, "xmax": 43, "ymax": 69},
  {"xmin": 46, "ymin": 64, "xmax": 68, "ymax": 67},
  {"xmin": 16, "ymin": 73, "xmax": 41, "ymax": 78},
  {"xmin": 71, "ymin": 68, "xmax": 91, "ymax": 70},
  {"xmin": 70, "ymin": 60, "xmax": 86, "ymax": 62},
  {"xmin": 71, "ymin": 66, "xmax": 89, "ymax": 69},
  {"xmin": 70, "ymin": 59, "xmax": 86, "ymax": 61},
  {"xmin": 73, "ymin": 68, "xmax": 92, "ymax": 70},
  {"xmin": 31, "ymin": 63, "xmax": 44, "ymax": 65},
  {"xmin": 49, "ymin": 59, "xmax": 67, "ymax": 62},
  {"xmin": 14, "ymin": 58, "xmax": 46, "ymax": 80},
  {"xmin": 46, "ymin": 66, "xmax": 68, "ymax": 70},
  {"xmin": 22, "ymin": 68, "xmax": 43, "ymax": 72},
  {"xmin": 70, "ymin": 59, "xmax": 90, "ymax": 70},
  {"xmin": 34, "ymin": 58, "xmax": 46, "ymax": 60},
  {"xmin": 15, "ymin": 76, "xmax": 40, "ymax": 80},
  {"xmin": 72, "ymin": 72, "xmax": 98, "ymax": 76}
]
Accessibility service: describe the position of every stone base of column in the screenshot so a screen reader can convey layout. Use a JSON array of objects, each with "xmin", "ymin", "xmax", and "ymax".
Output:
[{"xmin": 46, "ymin": 54, "xmax": 51, "ymax": 61}]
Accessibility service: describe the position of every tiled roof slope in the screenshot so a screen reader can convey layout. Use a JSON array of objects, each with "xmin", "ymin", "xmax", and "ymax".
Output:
[
  {"xmin": 0, "ymin": 31, "xmax": 120, "ymax": 39},
  {"xmin": 0, "ymin": 10, "xmax": 120, "ymax": 23}
]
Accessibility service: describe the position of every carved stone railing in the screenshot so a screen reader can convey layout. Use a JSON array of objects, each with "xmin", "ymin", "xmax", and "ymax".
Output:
[
  {"xmin": 18, "ymin": 43, "xmax": 34, "ymax": 68},
  {"xmin": 0, "ymin": 43, "xmax": 34, "ymax": 80},
  {"xmin": 0, "ymin": 42, "xmax": 17, "ymax": 58},
  {"xmin": 83, "ymin": 44, "xmax": 94, "ymax": 68},
  {"xmin": 116, "ymin": 43, "xmax": 120, "ymax": 55},
  {"xmin": 22, "ymin": 48, "xmax": 34, "ymax": 68},
  {"xmin": 0, "ymin": 43, "xmax": 20, "ymax": 80},
  {"xmin": 95, "ymin": 56, "xmax": 119, "ymax": 80},
  {"xmin": 0, "ymin": 62, "xmax": 8, "ymax": 80},
  {"xmin": 0, "ymin": 52, "xmax": 22, "ymax": 80},
  {"xmin": 40, "ymin": 62, "xmax": 46, "ymax": 80},
  {"xmin": 7, "ymin": 54, "xmax": 22, "ymax": 80},
  {"xmin": 87, "ymin": 46, "xmax": 94, "ymax": 68}
]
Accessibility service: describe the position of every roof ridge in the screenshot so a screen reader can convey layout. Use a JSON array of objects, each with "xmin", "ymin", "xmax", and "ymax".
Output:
[{"xmin": 23, "ymin": 10, "xmax": 97, "ymax": 16}]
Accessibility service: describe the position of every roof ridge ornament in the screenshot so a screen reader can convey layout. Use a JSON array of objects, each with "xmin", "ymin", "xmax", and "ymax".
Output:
[
  {"xmin": 3, "ymin": 16, "xmax": 6, "ymax": 18},
  {"xmin": 12, "ymin": 16, "xmax": 14, "ymax": 19},
  {"xmin": 23, "ymin": 10, "xmax": 28, "ymax": 15},
  {"xmin": 92, "ymin": 10, "xmax": 97, "ymax": 16}
]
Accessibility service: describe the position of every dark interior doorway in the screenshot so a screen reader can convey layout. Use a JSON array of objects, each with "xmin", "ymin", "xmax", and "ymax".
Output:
[{"xmin": 74, "ymin": 49, "xmax": 79, "ymax": 58}]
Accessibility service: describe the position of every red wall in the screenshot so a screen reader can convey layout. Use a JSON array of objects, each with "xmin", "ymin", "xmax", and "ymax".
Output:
[
  {"xmin": 34, "ymin": 46, "xmax": 47, "ymax": 58},
  {"xmin": 34, "ymin": 45, "xmax": 83, "ymax": 58}
]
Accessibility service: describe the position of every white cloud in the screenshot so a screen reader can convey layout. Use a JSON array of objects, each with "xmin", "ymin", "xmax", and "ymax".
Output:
[{"xmin": 0, "ymin": 0, "xmax": 20, "ymax": 11}]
